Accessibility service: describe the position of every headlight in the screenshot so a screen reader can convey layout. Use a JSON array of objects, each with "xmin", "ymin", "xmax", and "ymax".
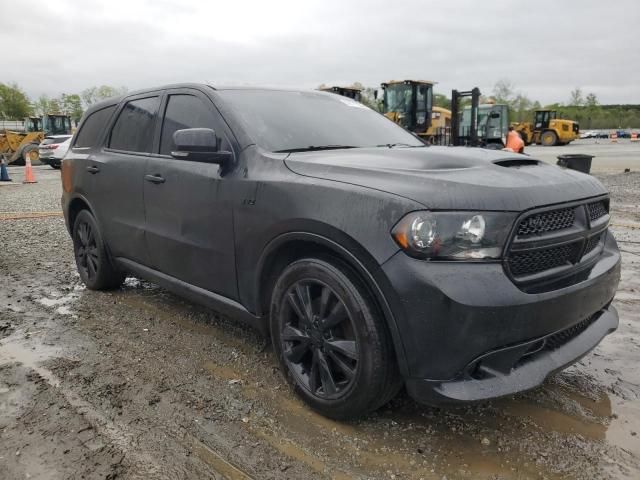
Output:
[{"xmin": 391, "ymin": 211, "xmax": 517, "ymax": 260}]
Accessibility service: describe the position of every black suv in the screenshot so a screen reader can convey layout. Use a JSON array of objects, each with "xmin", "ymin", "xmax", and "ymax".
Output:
[{"xmin": 62, "ymin": 84, "xmax": 621, "ymax": 419}]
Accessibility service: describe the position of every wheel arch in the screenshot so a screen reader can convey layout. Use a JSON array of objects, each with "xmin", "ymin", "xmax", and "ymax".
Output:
[
  {"xmin": 66, "ymin": 194, "xmax": 98, "ymax": 234},
  {"xmin": 255, "ymin": 231, "xmax": 409, "ymax": 376}
]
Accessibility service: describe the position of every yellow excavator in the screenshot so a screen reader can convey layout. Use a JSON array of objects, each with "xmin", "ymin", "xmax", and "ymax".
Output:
[
  {"xmin": 378, "ymin": 80, "xmax": 451, "ymax": 143},
  {"xmin": 512, "ymin": 110, "xmax": 579, "ymax": 146},
  {"xmin": 0, "ymin": 114, "xmax": 72, "ymax": 165}
]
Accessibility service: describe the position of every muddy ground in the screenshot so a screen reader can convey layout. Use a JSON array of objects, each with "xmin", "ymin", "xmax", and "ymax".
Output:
[{"xmin": 1, "ymin": 164, "xmax": 639, "ymax": 480}]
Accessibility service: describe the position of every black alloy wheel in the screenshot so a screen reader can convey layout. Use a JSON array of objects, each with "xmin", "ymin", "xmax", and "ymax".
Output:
[
  {"xmin": 270, "ymin": 258, "xmax": 401, "ymax": 419},
  {"xmin": 280, "ymin": 279, "xmax": 359, "ymax": 399},
  {"xmin": 72, "ymin": 210, "xmax": 124, "ymax": 290}
]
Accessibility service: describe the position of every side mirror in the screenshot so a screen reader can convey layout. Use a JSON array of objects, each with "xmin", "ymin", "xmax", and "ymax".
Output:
[{"xmin": 171, "ymin": 128, "xmax": 231, "ymax": 164}]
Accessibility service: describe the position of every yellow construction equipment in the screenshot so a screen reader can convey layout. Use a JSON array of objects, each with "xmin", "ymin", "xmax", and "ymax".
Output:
[
  {"xmin": 319, "ymin": 85, "xmax": 363, "ymax": 102},
  {"xmin": 379, "ymin": 80, "xmax": 451, "ymax": 144},
  {"xmin": 512, "ymin": 110, "xmax": 579, "ymax": 146},
  {"xmin": 0, "ymin": 114, "xmax": 72, "ymax": 165}
]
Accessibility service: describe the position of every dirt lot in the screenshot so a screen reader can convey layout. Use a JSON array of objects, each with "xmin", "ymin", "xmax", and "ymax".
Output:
[{"xmin": 1, "ymin": 156, "xmax": 639, "ymax": 479}]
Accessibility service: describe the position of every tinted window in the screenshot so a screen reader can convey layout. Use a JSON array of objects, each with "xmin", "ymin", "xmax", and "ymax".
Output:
[
  {"xmin": 73, "ymin": 106, "xmax": 115, "ymax": 148},
  {"xmin": 160, "ymin": 95, "xmax": 219, "ymax": 155},
  {"xmin": 216, "ymin": 90, "xmax": 423, "ymax": 152},
  {"xmin": 109, "ymin": 97, "xmax": 159, "ymax": 153}
]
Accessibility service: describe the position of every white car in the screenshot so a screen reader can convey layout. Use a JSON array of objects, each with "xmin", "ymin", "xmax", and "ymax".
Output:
[{"xmin": 38, "ymin": 135, "xmax": 72, "ymax": 169}]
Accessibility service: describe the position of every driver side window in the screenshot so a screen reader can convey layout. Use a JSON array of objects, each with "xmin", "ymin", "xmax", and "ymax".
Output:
[{"xmin": 160, "ymin": 94, "xmax": 227, "ymax": 156}]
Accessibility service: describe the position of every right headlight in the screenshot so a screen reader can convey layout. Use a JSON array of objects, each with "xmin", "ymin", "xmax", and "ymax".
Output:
[{"xmin": 391, "ymin": 211, "xmax": 517, "ymax": 260}]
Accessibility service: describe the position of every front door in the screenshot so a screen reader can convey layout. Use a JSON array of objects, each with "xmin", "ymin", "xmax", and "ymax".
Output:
[{"xmin": 143, "ymin": 89, "xmax": 238, "ymax": 299}]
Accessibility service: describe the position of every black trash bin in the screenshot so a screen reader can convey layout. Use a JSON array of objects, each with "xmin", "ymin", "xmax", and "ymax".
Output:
[{"xmin": 557, "ymin": 154, "xmax": 594, "ymax": 174}]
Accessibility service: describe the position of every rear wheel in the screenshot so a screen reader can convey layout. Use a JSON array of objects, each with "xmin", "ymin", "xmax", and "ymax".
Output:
[
  {"xmin": 23, "ymin": 144, "xmax": 39, "ymax": 164},
  {"xmin": 270, "ymin": 258, "xmax": 400, "ymax": 419},
  {"xmin": 72, "ymin": 210, "xmax": 124, "ymax": 290},
  {"xmin": 541, "ymin": 130, "xmax": 558, "ymax": 146}
]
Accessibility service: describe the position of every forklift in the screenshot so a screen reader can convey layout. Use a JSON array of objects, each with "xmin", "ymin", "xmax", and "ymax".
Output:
[{"xmin": 451, "ymin": 88, "xmax": 509, "ymax": 149}]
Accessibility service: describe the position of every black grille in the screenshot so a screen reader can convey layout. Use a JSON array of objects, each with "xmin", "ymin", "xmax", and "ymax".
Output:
[
  {"xmin": 544, "ymin": 314, "xmax": 598, "ymax": 350},
  {"xmin": 509, "ymin": 242, "xmax": 579, "ymax": 277},
  {"xmin": 516, "ymin": 207, "xmax": 575, "ymax": 236},
  {"xmin": 584, "ymin": 234, "xmax": 602, "ymax": 255},
  {"xmin": 587, "ymin": 201, "xmax": 608, "ymax": 222}
]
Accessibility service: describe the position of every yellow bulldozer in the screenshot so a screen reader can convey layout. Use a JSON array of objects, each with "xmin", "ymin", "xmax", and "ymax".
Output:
[
  {"xmin": 378, "ymin": 80, "xmax": 450, "ymax": 143},
  {"xmin": 0, "ymin": 114, "xmax": 73, "ymax": 165},
  {"xmin": 512, "ymin": 110, "xmax": 579, "ymax": 146}
]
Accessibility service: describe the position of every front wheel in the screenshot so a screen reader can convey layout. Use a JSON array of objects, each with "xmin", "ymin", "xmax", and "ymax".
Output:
[
  {"xmin": 270, "ymin": 258, "xmax": 400, "ymax": 420},
  {"xmin": 541, "ymin": 130, "xmax": 558, "ymax": 146},
  {"xmin": 72, "ymin": 210, "xmax": 124, "ymax": 290}
]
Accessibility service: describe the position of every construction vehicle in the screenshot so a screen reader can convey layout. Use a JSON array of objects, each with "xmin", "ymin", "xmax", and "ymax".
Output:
[
  {"xmin": 512, "ymin": 110, "xmax": 579, "ymax": 146},
  {"xmin": 452, "ymin": 88, "xmax": 509, "ymax": 149},
  {"xmin": 376, "ymin": 80, "xmax": 444, "ymax": 143},
  {"xmin": 0, "ymin": 114, "xmax": 72, "ymax": 165},
  {"xmin": 319, "ymin": 85, "xmax": 362, "ymax": 102}
]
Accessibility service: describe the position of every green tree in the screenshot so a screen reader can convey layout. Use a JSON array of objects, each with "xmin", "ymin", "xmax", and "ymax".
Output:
[
  {"xmin": 0, "ymin": 82, "xmax": 32, "ymax": 119},
  {"xmin": 569, "ymin": 88, "xmax": 584, "ymax": 106},
  {"xmin": 60, "ymin": 94, "xmax": 84, "ymax": 124},
  {"xmin": 81, "ymin": 85, "xmax": 127, "ymax": 107},
  {"xmin": 433, "ymin": 93, "xmax": 451, "ymax": 109},
  {"xmin": 492, "ymin": 79, "xmax": 515, "ymax": 106},
  {"xmin": 585, "ymin": 92, "xmax": 598, "ymax": 108}
]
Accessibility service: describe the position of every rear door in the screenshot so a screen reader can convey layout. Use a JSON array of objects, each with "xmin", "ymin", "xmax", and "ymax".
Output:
[
  {"xmin": 143, "ymin": 88, "xmax": 238, "ymax": 299},
  {"xmin": 91, "ymin": 93, "xmax": 161, "ymax": 265}
]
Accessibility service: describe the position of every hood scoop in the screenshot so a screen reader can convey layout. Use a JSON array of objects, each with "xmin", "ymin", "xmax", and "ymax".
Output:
[{"xmin": 493, "ymin": 158, "xmax": 541, "ymax": 168}]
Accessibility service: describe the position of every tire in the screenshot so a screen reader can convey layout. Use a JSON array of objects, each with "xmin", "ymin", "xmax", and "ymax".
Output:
[
  {"xmin": 541, "ymin": 130, "xmax": 558, "ymax": 146},
  {"xmin": 51, "ymin": 164, "xmax": 61, "ymax": 170},
  {"xmin": 72, "ymin": 210, "xmax": 124, "ymax": 290},
  {"xmin": 270, "ymin": 257, "xmax": 400, "ymax": 420},
  {"xmin": 22, "ymin": 144, "xmax": 39, "ymax": 164}
]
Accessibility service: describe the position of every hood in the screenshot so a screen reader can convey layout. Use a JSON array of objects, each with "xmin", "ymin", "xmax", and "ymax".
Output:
[{"xmin": 284, "ymin": 146, "xmax": 607, "ymax": 211}]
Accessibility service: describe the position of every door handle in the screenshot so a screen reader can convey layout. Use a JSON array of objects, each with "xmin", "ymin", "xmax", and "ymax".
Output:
[
  {"xmin": 86, "ymin": 165, "xmax": 100, "ymax": 174},
  {"xmin": 145, "ymin": 174, "xmax": 165, "ymax": 184}
]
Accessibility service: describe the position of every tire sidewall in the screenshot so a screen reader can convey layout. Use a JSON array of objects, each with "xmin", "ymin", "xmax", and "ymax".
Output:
[
  {"xmin": 72, "ymin": 210, "xmax": 109, "ymax": 289},
  {"xmin": 270, "ymin": 258, "xmax": 385, "ymax": 418}
]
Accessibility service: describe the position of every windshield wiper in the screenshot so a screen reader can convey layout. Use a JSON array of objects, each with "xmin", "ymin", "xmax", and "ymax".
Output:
[
  {"xmin": 274, "ymin": 145, "xmax": 358, "ymax": 153},
  {"xmin": 376, "ymin": 143, "xmax": 424, "ymax": 148}
]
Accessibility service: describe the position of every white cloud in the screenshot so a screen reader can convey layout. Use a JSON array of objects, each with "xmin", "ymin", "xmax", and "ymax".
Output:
[{"xmin": 1, "ymin": 0, "xmax": 639, "ymax": 104}]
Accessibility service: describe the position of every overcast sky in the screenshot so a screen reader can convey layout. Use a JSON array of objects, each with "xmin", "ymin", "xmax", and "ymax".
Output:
[{"xmin": 3, "ymin": 0, "xmax": 639, "ymax": 104}]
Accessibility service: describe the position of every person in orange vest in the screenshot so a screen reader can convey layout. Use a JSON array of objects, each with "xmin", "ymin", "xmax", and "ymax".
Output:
[{"xmin": 504, "ymin": 126, "xmax": 525, "ymax": 153}]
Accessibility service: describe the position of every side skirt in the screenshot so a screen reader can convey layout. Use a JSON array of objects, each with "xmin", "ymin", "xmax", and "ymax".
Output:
[{"xmin": 115, "ymin": 257, "xmax": 266, "ymax": 335}]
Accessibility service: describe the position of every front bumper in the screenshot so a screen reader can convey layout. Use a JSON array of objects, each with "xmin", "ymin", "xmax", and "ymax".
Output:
[
  {"xmin": 406, "ymin": 305, "xmax": 617, "ymax": 404},
  {"xmin": 380, "ymin": 232, "xmax": 621, "ymax": 405}
]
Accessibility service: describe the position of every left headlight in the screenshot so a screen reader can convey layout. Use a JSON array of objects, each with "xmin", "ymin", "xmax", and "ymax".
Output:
[{"xmin": 391, "ymin": 211, "xmax": 517, "ymax": 260}]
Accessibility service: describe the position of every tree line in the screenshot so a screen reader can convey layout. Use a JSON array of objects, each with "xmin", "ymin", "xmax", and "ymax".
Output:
[
  {"xmin": 3, "ymin": 79, "xmax": 638, "ymax": 130},
  {"xmin": 0, "ymin": 83, "xmax": 127, "ymax": 125}
]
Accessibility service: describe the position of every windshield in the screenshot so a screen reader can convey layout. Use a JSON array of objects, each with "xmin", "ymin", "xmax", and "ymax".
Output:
[
  {"xmin": 383, "ymin": 84, "xmax": 412, "ymax": 114},
  {"xmin": 216, "ymin": 90, "xmax": 424, "ymax": 152}
]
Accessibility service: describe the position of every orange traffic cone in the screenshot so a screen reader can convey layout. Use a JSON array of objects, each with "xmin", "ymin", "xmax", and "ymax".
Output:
[
  {"xmin": 631, "ymin": 132, "xmax": 638, "ymax": 142},
  {"xmin": 23, "ymin": 152, "xmax": 37, "ymax": 184},
  {"xmin": 610, "ymin": 131, "xmax": 618, "ymax": 143}
]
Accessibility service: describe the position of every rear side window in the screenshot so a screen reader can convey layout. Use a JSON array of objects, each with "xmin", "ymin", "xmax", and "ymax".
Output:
[
  {"xmin": 159, "ymin": 94, "xmax": 220, "ymax": 155},
  {"xmin": 73, "ymin": 106, "xmax": 116, "ymax": 148},
  {"xmin": 109, "ymin": 97, "xmax": 159, "ymax": 153}
]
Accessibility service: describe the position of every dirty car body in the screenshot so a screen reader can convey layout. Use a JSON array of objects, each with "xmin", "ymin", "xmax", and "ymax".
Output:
[{"xmin": 61, "ymin": 84, "xmax": 621, "ymax": 418}]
